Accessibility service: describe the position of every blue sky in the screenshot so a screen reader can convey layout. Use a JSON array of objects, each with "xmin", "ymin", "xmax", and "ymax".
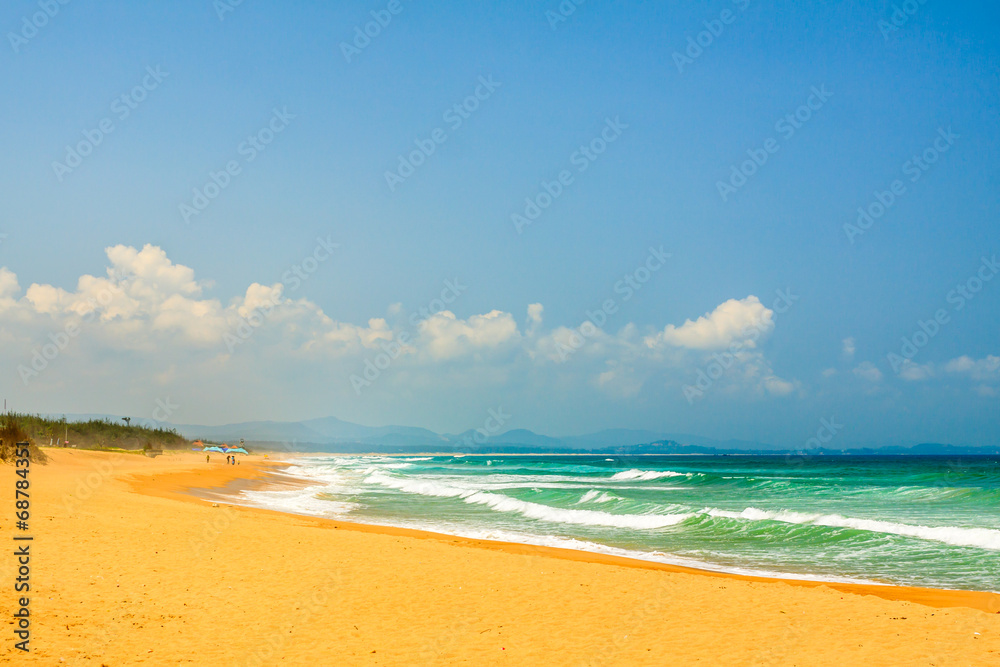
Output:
[{"xmin": 1, "ymin": 0, "xmax": 998, "ymax": 447}]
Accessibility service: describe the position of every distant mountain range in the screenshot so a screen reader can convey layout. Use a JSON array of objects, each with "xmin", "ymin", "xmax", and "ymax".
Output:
[{"xmin": 44, "ymin": 413, "xmax": 1000, "ymax": 456}]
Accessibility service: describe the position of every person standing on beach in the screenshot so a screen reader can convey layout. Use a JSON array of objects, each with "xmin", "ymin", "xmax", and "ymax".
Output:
[{"xmin": 206, "ymin": 454, "xmax": 210, "ymax": 463}]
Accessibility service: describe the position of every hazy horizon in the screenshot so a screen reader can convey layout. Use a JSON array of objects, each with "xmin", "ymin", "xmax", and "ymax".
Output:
[{"xmin": 3, "ymin": 1, "xmax": 999, "ymax": 449}]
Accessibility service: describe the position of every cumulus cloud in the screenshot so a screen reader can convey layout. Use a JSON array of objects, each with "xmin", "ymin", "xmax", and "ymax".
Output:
[
  {"xmin": 944, "ymin": 355, "xmax": 1000, "ymax": 382},
  {"xmin": 645, "ymin": 296, "xmax": 772, "ymax": 351},
  {"xmin": 1, "ymin": 244, "xmax": 799, "ymax": 413},
  {"xmin": 416, "ymin": 310, "xmax": 520, "ymax": 360},
  {"xmin": 842, "ymin": 337, "xmax": 856, "ymax": 359},
  {"xmin": 853, "ymin": 361, "xmax": 883, "ymax": 382},
  {"xmin": 526, "ymin": 303, "xmax": 543, "ymax": 336},
  {"xmin": 763, "ymin": 375, "xmax": 796, "ymax": 396},
  {"xmin": 898, "ymin": 360, "xmax": 934, "ymax": 381},
  {"xmin": 106, "ymin": 244, "xmax": 200, "ymax": 298},
  {"xmin": 0, "ymin": 268, "xmax": 20, "ymax": 303}
]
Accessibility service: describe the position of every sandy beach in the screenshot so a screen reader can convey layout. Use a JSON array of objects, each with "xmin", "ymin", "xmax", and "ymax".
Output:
[{"xmin": 2, "ymin": 449, "xmax": 998, "ymax": 665}]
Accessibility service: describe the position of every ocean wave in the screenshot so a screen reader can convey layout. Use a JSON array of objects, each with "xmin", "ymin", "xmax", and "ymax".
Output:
[
  {"xmin": 365, "ymin": 472, "xmax": 691, "ymax": 529},
  {"xmin": 362, "ymin": 463, "xmax": 413, "ymax": 471},
  {"xmin": 882, "ymin": 485, "xmax": 994, "ymax": 502},
  {"xmin": 704, "ymin": 507, "xmax": 1000, "ymax": 551},
  {"xmin": 238, "ymin": 486, "xmax": 360, "ymax": 517},
  {"xmin": 610, "ymin": 469, "xmax": 690, "ymax": 481},
  {"xmin": 578, "ymin": 490, "xmax": 618, "ymax": 504}
]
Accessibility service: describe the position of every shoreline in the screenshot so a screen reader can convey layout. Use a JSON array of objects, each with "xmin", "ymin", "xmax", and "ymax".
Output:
[
  {"xmin": 251, "ymin": 450, "xmax": 1000, "ymax": 457},
  {"xmin": 150, "ymin": 453, "xmax": 1000, "ymax": 614},
  {"xmin": 7, "ymin": 448, "xmax": 997, "ymax": 665}
]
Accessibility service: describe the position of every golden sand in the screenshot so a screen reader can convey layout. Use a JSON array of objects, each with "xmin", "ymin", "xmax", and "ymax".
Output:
[{"xmin": 2, "ymin": 449, "xmax": 998, "ymax": 665}]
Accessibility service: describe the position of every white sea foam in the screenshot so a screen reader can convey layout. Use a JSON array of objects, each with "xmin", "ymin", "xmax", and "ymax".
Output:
[
  {"xmin": 223, "ymin": 487, "xmax": 881, "ymax": 586},
  {"xmin": 401, "ymin": 472, "xmax": 685, "ymax": 492},
  {"xmin": 238, "ymin": 486, "xmax": 359, "ymax": 517},
  {"xmin": 578, "ymin": 490, "xmax": 618, "ymax": 504},
  {"xmin": 610, "ymin": 469, "xmax": 689, "ymax": 481},
  {"xmin": 364, "ymin": 472, "xmax": 691, "ymax": 529},
  {"xmin": 362, "ymin": 463, "xmax": 413, "ymax": 472},
  {"xmin": 704, "ymin": 507, "xmax": 1000, "ymax": 551}
]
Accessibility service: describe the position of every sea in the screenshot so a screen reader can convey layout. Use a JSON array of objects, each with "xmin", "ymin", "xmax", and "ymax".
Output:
[{"xmin": 234, "ymin": 454, "xmax": 1000, "ymax": 592}]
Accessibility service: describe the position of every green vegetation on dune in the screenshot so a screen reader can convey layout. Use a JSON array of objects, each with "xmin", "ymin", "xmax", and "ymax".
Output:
[
  {"xmin": 2, "ymin": 413, "xmax": 189, "ymax": 454},
  {"xmin": 0, "ymin": 414, "xmax": 48, "ymax": 463}
]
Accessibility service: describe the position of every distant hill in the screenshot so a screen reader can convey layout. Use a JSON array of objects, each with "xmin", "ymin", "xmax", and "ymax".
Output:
[
  {"xmin": 561, "ymin": 428, "xmax": 669, "ymax": 449},
  {"xmin": 612, "ymin": 440, "xmax": 1000, "ymax": 457},
  {"xmin": 480, "ymin": 428, "xmax": 566, "ymax": 448},
  {"xmin": 37, "ymin": 413, "xmax": 1000, "ymax": 456}
]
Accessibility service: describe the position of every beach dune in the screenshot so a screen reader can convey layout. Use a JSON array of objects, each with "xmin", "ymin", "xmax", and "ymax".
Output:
[{"xmin": 2, "ymin": 449, "xmax": 998, "ymax": 665}]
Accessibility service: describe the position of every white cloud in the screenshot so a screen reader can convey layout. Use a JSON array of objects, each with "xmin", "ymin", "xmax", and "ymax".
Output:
[
  {"xmin": 842, "ymin": 337, "xmax": 856, "ymax": 359},
  {"xmin": 645, "ymin": 296, "xmax": 772, "ymax": 351},
  {"xmin": 417, "ymin": 310, "xmax": 520, "ymax": 360},
  {"xmin": 763, "ymin": 375, "xmax": 796, "ymax": 396},
  {"xmin": 898, "ymin": 360, "xmax": 933, "ymax": 381},
  {"xmin": 106, "ymin": 243, "xmax": 200, "ymax": 298},
  {"xmin": 1, "ymin": 244, "xmax": 801, "ymax": 417},
  {"xmin": 944, "ymin": 355, "xmax": 1000, "ymax": 382},
  {"xmin": 526, "ymin": 303, "xmax": 543, "ymax": 336},
  {"xmin": 0, "ymin": 267, "xmax": 19, "ymax": 299},
  {"xmin": 853, "ymin": 361, "xmax": 883, "ymax": 382}
]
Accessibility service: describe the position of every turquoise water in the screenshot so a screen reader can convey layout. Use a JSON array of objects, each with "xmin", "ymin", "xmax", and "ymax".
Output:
[{"xmin": 239, "ymin": 455, "xmax": 1000, "ymax": 592}]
